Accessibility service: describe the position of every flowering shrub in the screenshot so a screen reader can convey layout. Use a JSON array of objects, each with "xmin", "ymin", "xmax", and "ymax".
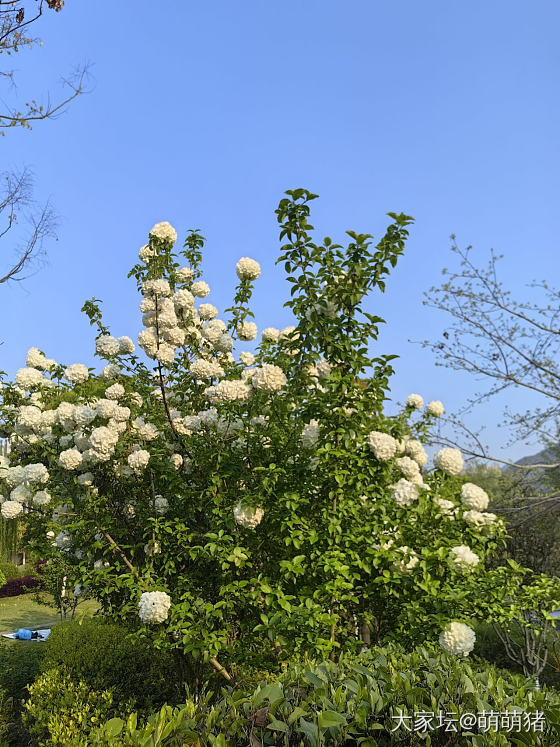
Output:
[{"xmin": 0, "ymin": 189, "xmax": 559, "ymax": 679}]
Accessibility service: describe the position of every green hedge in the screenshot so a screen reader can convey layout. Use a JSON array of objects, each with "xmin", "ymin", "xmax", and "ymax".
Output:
[
  {"xmin": 87, "ymin": 645, "xmax": 560, "ymax": 746},
  {"xmin": 40, "ymin": 618, "xmax": 182, "ymax": 712},
  {"xmin": 0, "ymin": 642, "xmax": 44, "ymax": 746}
]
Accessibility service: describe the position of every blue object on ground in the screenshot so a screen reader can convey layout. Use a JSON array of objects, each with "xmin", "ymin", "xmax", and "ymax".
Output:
[{"xmin": 16, "ymin": 628, "xmax": 33, "ymax": 640}]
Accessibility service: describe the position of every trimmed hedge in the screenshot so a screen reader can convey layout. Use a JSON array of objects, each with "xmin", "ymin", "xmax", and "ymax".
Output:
[
  {"xmin": 0, "ymin": 562, "xmax": 19, "ymax": 581},
  {"xmin": 87, "ymin": 645, "xmax": 560, "ymax": 746},
  {"xmin": 0, "ymin": 642, "xmax": 44, "ymax": 746},
  {"xmin": 0, "ymin": 574, "xmax": 40, "ymax": 598}
]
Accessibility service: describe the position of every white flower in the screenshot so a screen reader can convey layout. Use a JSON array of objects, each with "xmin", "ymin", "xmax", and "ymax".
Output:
[
  {"xmin": 154, "ymin": 495, "xmax": 169, "ymax": 514},
  {"xmin": 150, "ymin": 221, "xmax": 177, "ymax": 244},
  {"xmin": 460, "ymin": 483, "xmax": 489, "ymax": 511},
  {"xmin": 90, "ymin": 426, "xmax": 119, "ymax": 456},
  {"xmin": 191, "ymin": 281, "xmax": 210, "ymax": 298},
  {"xmin": 93, "ymin": 560, "xmax": 110, "ymax": 571},
  {"xmin": 301, "ymin": 420, "xmax": 320, "ymax": 449},
  {"xmin": 128, "ymin": 449, "xmax": 150, "ymax": 473},
  {"xmin": 5, "ymin": 466, "xmax": 24, "ymax": 488},
  {"xmin": 237, "ymin": 321, "xmax": 257, "ymax": 341},
  {"xmin": 59, "ymin": 448, "xmax": 83, "ymax": 470},
  {"xmin": 214, "ymin": 333, "xmax": 234, "ymax": 353},
  {"xmin": 463, "ymin": 510, "xmax": 498, "ymax": 527},
  {"xmin": 236, "ymin": 257, "xmax": 261, "ymax": 281},
  {"xmin": 190, "ymin": 358, "xmax": 224, "ymax": 380},
  {"xmin": 206, "ymin": 379, "xmax": 250, "ymax": 403},
  {"xmin": 240, "ymin": 351, "xmax": 255, "ymax": 367},
  {"xmin": 138, "ymin": 328, "xmax": 158, "ymax": 357},
  {"xmin": 404, "ymin": 439, "xmax": 428, "ymax": 468},
  {"xmin": 449, "ymin": 545, "xmax": 480, "ymax": 568},
  {"xmin": 427, "ymin": 400, "xmax": 445, "ymax": 417},
  {"xmin": 393, "ymin": 546, "xmax": 419, "ymax": 572},
  {"xmin": 15, "ymin": 367, "xmax": 46, "ymax": 389},
  {"xmin": 103, "ymin": 364, "xmax": 122, "ymax": 379},
  {"xmin": 234, "ymin": 502, "xmax": 264, "ymax": 529},
  {"xmin": 173, "ymin": 289, "xmax": 195, "ymax": 310},
  {"xmin": 406, "ymin": 393, "xmax": 424, "ymax": 409},
  {"xmin": 156, "ymin": 343, "xmax": 177, "ymax": 366},
  {"xmin": 10, "ymin": 484, "xmax": 30, "ymax": 504},
  {"xmin": 64, "ymin": 364, "xmax": 89, "ymax": 384},
  {"xmin": 26, "ymin": 347, "xmax": 47, "ymax": 369},
  {"xmin": 396, "ymin": 456, "xmax": 421, "ymax": 481},
  {"xmin": 132, "ymin": 418, "xmax": 159, "ymax": 441},
  {"xmin": 33, "ymin": 490, "xmax": 51, "ymax": 506},
  {"xmin": 77, "ymin": 472, "xmax": 94, "ymax": 486},
  {"xmin": 280, "ymin": 325, "xmax": 298, "ymax": 341},
  {"xmin": 391, "ymin": 478, "xmax": 419, "ymax": 507},
  {"xmin": 118, "ymin": 336, "xmax": 135, "ymax": 354},
  {"xmin": 144, "ymin": 541, "xmax": 161, "ymax": 556},
  {"xmin": 436, "ymin": 498, "xmax": 456, "ymax": 516},
  {"xmin": 139, "ymin": 243, "xmax": 156, "ymax": 262},
  {"xmin": 105, "ymin": 383, "xmax": 125, "ymax": 400},
  {"xmin": 170, "ymin": 453, "xmax": 183, "ymax": 470},
  {"xmin": 95, "ymin": 336, "xmax": 120, "ymax": 358},
  {"xmin": 176, "ymin": 267, "xmax": 194, "ymax": 283},
  {"xmin": 1, "ymin": 500, "xmax": 22, "ymax": 519},
  {"xmin": 18, "ymin": 405, "xmax": 43, "ymax": 428},
  {"xmin": 55, "ymin": 530, "xmax": 72, "ymax": 550},
  {"xmin": 251, "ymin": 364, "xmax": 287, "ymax": 393},
  {"xmin": 316, "ymin": 359, "xmax": 331, "ymax": 378},
  {"xmin": 433, "ymin": 448, "xmax": 463, "ymax": 475},
  {"xmin": 138, "ymin": 590, "xmax": 172, "ymax": 624},
  {"xmin": 142, "ymin": 279, "xmax": 172, "ymax": 297},
  {"xmin": 367, "ymin": 431, "xmax": 398, "ymax": 461},
  {"xmin": 439, "ymin": 622, "xmax": 476, "ymax": 656},
  {"xmin": 261, "ymin": 327, "xmax": 280, "ymax": 343},
  {"xmin": 198, "ymin": 303, "xmax": 218, "ymax": 320}
]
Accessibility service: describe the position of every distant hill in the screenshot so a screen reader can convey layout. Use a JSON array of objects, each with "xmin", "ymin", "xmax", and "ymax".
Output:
[{"xmin": 505, "ymin": 445, "xmax": 560, "ymax": 492}]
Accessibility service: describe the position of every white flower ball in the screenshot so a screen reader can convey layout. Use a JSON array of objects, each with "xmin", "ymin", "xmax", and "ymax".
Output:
[
  {"xmin": 118, "ymin": 336, "xmax": 135, "ymax": 354},
  {"xmin": 461, "ymin": 483, "xmax": 489, "ymax": 511},
  {"xmin": 103, "ymin": 364, "xmax": 122, "ymax": 379},
  {"xmin": 405, "ymin": 439, "xmax": 428, "ymax": 468},
  {"xmin": 64, "ymin": 364, "xmax": 89, "ymax": 384},
  {"xmin": 170, "ymin": 453, "xmax": 183, "ymax": 470},
  {"xmin": 449, "ymin": 545, "xmax": 480, "ymax": 568},
  {"xmin": 436, "ymin": 498, "xmax": 456, "ymax": 516},
  {"xmin": 396, "ymin": 456, "xmax": 421, "ymax": 481},
  {"xmin": 26, "ymin": 347, "xmax": 47, "ymax": 369},
  {"xmin": 406, "ymin": 393, "xmax": 424, "ymax": 409},
  {"xmin": 433, "ymin": 448, "xmax": 463, "ymax": 475},
  {"xmin": 1, "ymin": 500, "xmax": 23, "ymax": 519},
  {"xmin": 208, "ymin": 379, "xmax": 250, "ymax": 403},
  {"xmin": 33, "ymin": 490, "xmax": 51, "ymax": 506},
  {"xmin": 128, "ymin": 449, "xmax": 150, "ymax": 473},
  {"xmin": 261, "ymin": 327, "xmax": 280, "ymax": 343},
  {"xmin": 198, "ymin": 303, "xmax": 218, "ymax": 320},
  {"xmin": 214, "ymin": 333, "xmax": 234, "ymax": 353},
  {"xmin": 190, "ymin": 358, "xmax": 224, "ymax": 380},
  {"xmin": 142, "ymin": 279, "xmax": 171, "ymax": 298},
  {"xmin": 138, "ymin": 590, "xmax": 172, "ymax": 624},
  {"xmin": 393, "ymin": 546, "xmax": 419, "ymax": 572},
  {"xmin": 251, "ymin": 364, "xmax": 287, "ymax": 393},
  {"xmin": 427, "ymin": 400, "xmax": 445, "ymax": 417},
  {"xmin": 95, "ymin": 336, "xmax": 120, "ymax": 358},
  {"xmin": 236, "ymin": 257, "xmax": 261, "ymax": 281},
  {"xmin": 176, "ymin": 267, "xmax": 194, "ymax": 283},
  {"xmin": 234, "ymin": 502, "xmax": 264, "ymax": 529},
  {"xmin": 439, "ymin": 622, "xmax": 476, "ymax": 656},
  {"xmin": 15, "ymin": 367, "xmax": 46, "ymax": 389},
  {"xmin": 463, "ymin": 510, "xmax": 498, "ymax": 528},
  {"xmin": 154, "ymin": 495, "xmax": 169, "ymax": 514},
  {"xmin": 139, "ymin": 244, "xmax": 156, "ymax": 262},
  {"xmin": 59, "ymin": 448, "xmax": 83, "ymax": 470},
  {"xmin": 391, "ymin": 478, "xmax": 419, "ymax": 507},
  {"xmin": 105, "ymin": 383, "xmax": 125, "ymax": 401},
  {"xmin": 10, "ymin": 484, "xmax": 30, "ymax": 504},
  {"xmin": 367, "ymin": 431, "xmax": 398, "ymax": 461},
  {"xmin": 237, "ymin": 321, "xmax": 257, "ymax": 341},
  {"xmin": 239, "ymin": 351, "xmax": 255, "ymax": 367},
  {"xmin": 150, "ymin": 221, "xmax": 177, "ymax": 244},
  {"xmin": 156, "ymin": 343, "xmax": 176, "ymax": 367},
  {"xmin": 55, "ymin": 530, "xmax": 72, "ymax": 550},
  {"xmin": 191, "ymin": 281, "xmax": 210, "ymax": 298}
]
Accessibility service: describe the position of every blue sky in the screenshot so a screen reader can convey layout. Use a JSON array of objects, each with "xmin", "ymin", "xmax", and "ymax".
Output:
[{"xmin": 1, "ymin": 0, "xmax": 559, "ymax": 461}]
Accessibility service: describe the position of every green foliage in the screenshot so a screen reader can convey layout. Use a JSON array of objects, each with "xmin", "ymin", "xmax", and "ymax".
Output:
[
  {"xmin": 40, "ymin": 618, "xmax": 182, "ymax": 711},
  {"xmin": 0, "ymin": 515, "xmax": 19, "ymax": 563},
  {"xmin": 90, "ymin": 645, "xmax": 560, "ymax": 746},
  {"xmin": 31, "ymin": 556, "xmax": 81, "ymax": 621},
  {"xmin": 0, "ymin": 562, "xmax": 21, "ymax": 581},
  {"xmin": 0, "ymin": 569, "xmax": 5, "ymax": 588},
  {"xmin": 23, "ymin": 667, "xmax": 130, "ymax": 746},
  {"xmin": 0, "ymin": 644, "xmax": 44, "ymax": 746}
]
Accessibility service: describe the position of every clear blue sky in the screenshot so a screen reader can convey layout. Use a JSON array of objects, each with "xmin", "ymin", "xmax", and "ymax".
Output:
[{"xmin": 2, "ymin": 0, "xmax": 559, "ymax": 462}]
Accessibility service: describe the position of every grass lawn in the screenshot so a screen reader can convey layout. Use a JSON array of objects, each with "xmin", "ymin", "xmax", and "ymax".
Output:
[{"xmin": 0, "ymin": 593, "xmax": 98, "ymax": 640}]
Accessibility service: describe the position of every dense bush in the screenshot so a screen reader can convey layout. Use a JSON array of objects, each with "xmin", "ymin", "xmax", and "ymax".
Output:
[
  {"xmin": 87, "ymin": 645, "xmax": 560, "ymax": 745},
  {"xmin": 40, "ymin": 618, "xmax": 182, "ymax": 711},
  {"xmin": 0, "ymin": 562, "xmax": 20, "ymax": 581},
  {"xmin": 23, "ymin": 667, "xmax": 133, "ymax": 746},
  {"xmin": 0, "ymin": 574, "xmax": 40, "ymax": 597},
  {"xmin": 0, "ymin": 643, "xmax": 44, "ymax": 746}
]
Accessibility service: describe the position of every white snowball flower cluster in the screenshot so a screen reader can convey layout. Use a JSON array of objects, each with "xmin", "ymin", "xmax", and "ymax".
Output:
[
  {"xmin": 236, "ymin": 257, "xmax": 261, "ymax": 281},
  {"xmin": 301, "ymin": 421, "xmax": 320, "ymax": 449},
  {"xmin": 403, "ymin": 439, "xmax": 428, "ymax": 468},
  {"xmin": 239, "ymin": 351, "xmax": 255, "ymax": 367},
  {"xmin": 463, "ymin": 510, "xmax": 498, "ymax": 528},
  {"xmin": 439, "ymin": 622, "xmax": 476, "ymax": 656},
  {"xmin": 105, "ymin": 383, "xmax": 125, "ymax": 400},
  {"xmin": 18, "ymin": 406, "xmax": 43, "ymax": 429},
  {"xmin": 59, "ymin": 448, "xmax": 83, "ymax": 471},
  {"xmin": 154, "ymin": 496, "xmax": 169, "ymax": 514},
  {"xmin": 261, "ymin": 327, "xmax": 280, "ymax": 343},
  {"xmin": 393, "ymin": 546, "xmax": 419, "ymax": 572},
  {"xmin": 191, "ymin": 281, "xmax": 210, "ymax": 298},
  {"xmin": 206, "ymin": 379, "xmax": 250, "ymax": 403},
  {"xmin": 132, "ymin": 418, "xmax": 159, "ymax": 441},
  {"xmin": 170, "ymin": 454, "xmax": 183, "ymax": 470},
  {"xmin": 117, "ymin": 336, "xmax": 135, "ymax": 354},
  {"xmin": 433, "ymin": 448, "xmax": 463, "ymax": 475},
  {"xmin": 138, "ymin": 590, "xmax": 172, "ymax": 624},
  {"xmin": 176, "ymin": 267, "xmax": 194, "ymax": 283},
  {"xmin": 128, "ymin": 449, "xmax": 150, "ymax": 473},
  {"xmin": 33, "ymin": 490, "xmax": 51, "ymax": 506},
  {"xmin": 391, "ymin": 478, "xmax": 419, "ymax": 507},
  {"xmin": 142, "ymin": 279, "xmax": 172, "ymax": 298},
  {"xmin": 436, "ymin": 498, "xmax": 456, "ymax": 516},
  {"xmin": 367, "ymin": 431, "xmax": 398, "ymax": 461},
  {"xmin": 198, "ymin": 303, "xmax": 218, "ymax": 320},
  {"xmin": 1, "ymin": 500, "xmax": 23, "ymax": 519},
  {"xmin": 237, "ymin": 321, "xmax": 257, "ymax": 341},
  {"xmin": 251, "ymin": 364, "xmax": 287, "ymax": 393},
  {"xmin": 55, "ymin": 530, "xmax": 72, "ymax": 550},
  {"xmin": 11, "ymin": 484, "xmax": 30, "ymax": 503},
  {"xmin": 449, "ymin": 545, "xmax": 480, "ymax": 568},
  {"xmin": 427, "ymin": 400, "xmax": 445, "ymax": 417},
  {"xmin": 95, "ymin": 336, "xmax": 121, "ymax": 358},
  {"xmin": 396, "ymin": 456, "xmax": 421, "ymax": 481},
  {"xmin": 22, "ymin": 463, "xmax": 49, "ymax": 485},
  {"xmin": 26, "ymin": 347, "xmax": 47, "ymax": 369},
  {"xmin": 103, "ymin": 364, "xmax": 121, "ymax": 379},
  {"xmin": 139, "ymin": 244, "xmax": 156, "ymax": 262},
  {"xmin": 150, "ymin": 221, "xmax": 177, "ymax": 245},
  {"xmin": 15, "ymin": 367, "xmax": 48, "ymax": 389},
  {"xmin": 191, "ymin": 358, "xmax": 224, "ymax": 380},
  {"xmin": 234, "ymin": 502, "xmax": 264, "ymax": 529},
  {"xmin": 406, "ymin": 393, "xmax": 424, "ymax": 409},
  {"xmin": 460, "ymin": 483, "xmax": 489, "ymax": 511},
  {"xmin": 64, "ymin": 364, "xmax": 89, "ymax": 384}
]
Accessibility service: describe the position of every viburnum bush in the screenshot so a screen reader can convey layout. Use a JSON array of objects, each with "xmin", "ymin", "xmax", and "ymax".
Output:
[{"xmin": 0, "ymin": 189, "xmax": 558, "ymax": 679}]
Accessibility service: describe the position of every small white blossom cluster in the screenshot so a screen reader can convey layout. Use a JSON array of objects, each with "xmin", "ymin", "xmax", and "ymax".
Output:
[
  {"xmin": 406, "ymin": 393, "xmax": 424, "ymax": 409},
  {"xmin": 1, "ymin": 500, "xmax": 23, "ymax": 519},
  {"xmin": 460, "ymin": 483, "xmax": 489, "ymax": 511},
  {"xmin": 391, "ymin": 478, "xmax": 419, "ymax": 507},
  {"xmin": 393, "ymin": 546, "xmax": 419, "ymax": 572},
  {"xmin": 251, "ymin": 364, "xmax": 286, "ymax": 393},
  {"xmin": 368, "ymin": 431, "xmax": 398, "ymax": 461},
  {"xmin": 95, "ymin": 335, "xmax": 135, "ymax": 359},
  {"xmin": 64, "ymin": 364, "xmax": 89, "ymax": 384},
  {"xmin": 128, "ymin": 448, "xmax": 150, "ymax": 474},
  {"xmin": 463, "ymin": 510, "xmax": 499, "ymax": 528},
  {"xmin": 138, "ymin": 590, "xmax": 172, "ymax": 623},
  {"xmin": 236, "ymin": 257, "xmax": 261, "ymax": 281},
  {"xmin": 301, "ymin": 420, "xmax": 320, "ymax": 449},
  {"xmin": 150, "ymin": 221, "xmax": 178, "ymax": 245},
  {"xmin": 449, "ymin": 544, "xmax": 479, "ymax": 568},
  {"xmin": 439, "ymin": 622, "xmax": 476, "ymax": 656},
  {"xmin": 234, "ymin": 502, "xmax": 264, "ymax": 529},
  {"xmin": 433, "ymin": 448, "xmax": 463, "ymax": 476},
  {"xmin": 427, "ymin": 400, "xmax": 445, "ymax": 417}
]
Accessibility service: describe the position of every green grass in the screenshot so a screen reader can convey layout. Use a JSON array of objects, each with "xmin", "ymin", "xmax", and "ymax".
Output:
[{"xmin": 0, "ymin": 594, "xmax": 98, "ymax": 640}]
